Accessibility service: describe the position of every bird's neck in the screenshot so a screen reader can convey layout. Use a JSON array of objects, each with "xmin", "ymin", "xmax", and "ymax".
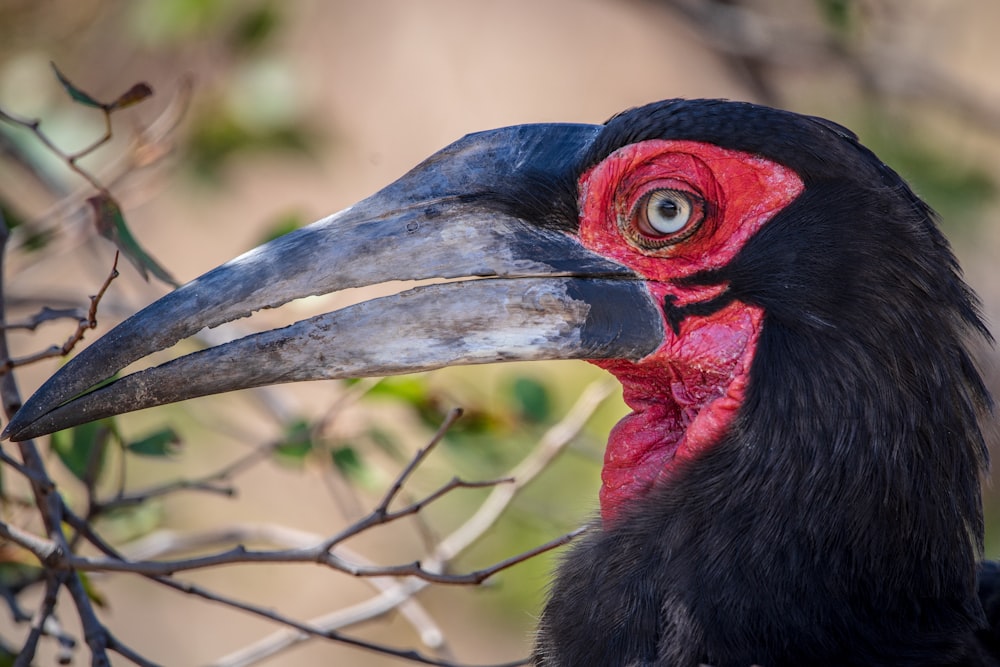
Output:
[
  {"xmin": 555, "ymin": 307, "xmax": 989, "ymax": 665},
  {"xmin": 591, "ymin": 295, "xmax": 763, "ymax": 523}
]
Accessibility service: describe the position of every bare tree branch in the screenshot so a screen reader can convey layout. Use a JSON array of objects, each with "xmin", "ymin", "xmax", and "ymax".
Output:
[
  {"xmin": 211, "ymin": 379, "xmax": 615, "ymax": 666},
  {"xmin": 2, "ymin": 252, "xmax": 119, "ymax": 371},
  {"xmin": 122, "ymin": 524, "xmax": 449, "ymax": 660},
  {"xmin": 91, "ymin": 435, "xmax": 276, "ymax": 515},
  {"xmin": 0, "ymin": 520, "xmax": 60, "ymax": 563},
  {"xmin": 0, "ymin": 446, "xmax": 53, "ymax": 486},
  {"xmin": 432, "ymin": 380, "xmax": 615, "ymax": 564},
  {"xmin": 12, "ymin": 573, "xmax": 64, "ymax": 667},
  {"xmin": 371, "ymin": 407, "xmax": 465, "ymax": 517},
  {"xmin": 648, "ymin": 0, "xmax": 1000, "ymax": 129},
  {"xmin": 0, "ymin": 306, "xmax": 87, "ymax": 331},
  {"xmin": 0, "ymin": 106, "xmax": 110, "ymax": 195},
  {"xmin": 0, "ymin": 211, "xmax": 107, "ymax": 667},
  {"xmin": 151, "ymin": 571, "xmax": 527, "ymax": 667}
]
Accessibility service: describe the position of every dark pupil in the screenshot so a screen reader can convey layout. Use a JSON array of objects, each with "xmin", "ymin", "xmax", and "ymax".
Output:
[{"xmin": 656, "ymin": 198, "xmax": 679, "ymax": 219}]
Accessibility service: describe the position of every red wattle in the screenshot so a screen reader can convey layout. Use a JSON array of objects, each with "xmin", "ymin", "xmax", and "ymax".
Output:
[
  {"xmin": 593, "ymin": 297, "xmax": 762, "ymax": 523},
  {"xmin": 575, "ymin": 139, "xmax": 802, "ymax": 523}
]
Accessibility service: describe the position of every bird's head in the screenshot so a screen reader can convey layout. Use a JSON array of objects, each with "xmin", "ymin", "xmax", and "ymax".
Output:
[{"xmin": 3, "ymin": 99, "xmax": 990, "ymax": 529}]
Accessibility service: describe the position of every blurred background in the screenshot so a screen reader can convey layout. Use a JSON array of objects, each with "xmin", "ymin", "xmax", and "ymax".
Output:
[{"xmin": 1, "ymin": 0, "xmax": 999, "ymax": 665}]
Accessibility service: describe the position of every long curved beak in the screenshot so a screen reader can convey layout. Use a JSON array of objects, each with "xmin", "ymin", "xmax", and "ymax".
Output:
[{"xmin": 4, "ymin": 123, "xmax": 664, "ymax": 442}]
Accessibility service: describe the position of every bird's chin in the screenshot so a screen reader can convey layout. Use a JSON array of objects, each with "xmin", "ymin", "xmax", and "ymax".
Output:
[{"xmin": 592, "ymin": 297, "xmax": 763, "ymax": 523}]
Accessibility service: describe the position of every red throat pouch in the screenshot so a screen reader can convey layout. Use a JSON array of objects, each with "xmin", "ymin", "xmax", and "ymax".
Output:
[{"xmin": 576, "ymin": 140, "xmax": 802, "ymax": 522}]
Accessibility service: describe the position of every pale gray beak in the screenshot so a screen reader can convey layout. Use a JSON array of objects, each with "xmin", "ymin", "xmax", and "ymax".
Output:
[{"xmin": 4, "ymin": 123, "xmax": 664, "ymax": 441}]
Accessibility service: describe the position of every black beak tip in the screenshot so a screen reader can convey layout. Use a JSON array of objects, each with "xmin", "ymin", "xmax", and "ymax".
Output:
[{"xmin": 5, "ymin": 412, "xmax": 38, "ymax": 442}]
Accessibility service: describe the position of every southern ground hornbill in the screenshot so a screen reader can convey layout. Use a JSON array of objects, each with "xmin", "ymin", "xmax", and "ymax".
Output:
[{"xmin": 3, "ymin": 99, "xmax": 997, "ymax": 665}]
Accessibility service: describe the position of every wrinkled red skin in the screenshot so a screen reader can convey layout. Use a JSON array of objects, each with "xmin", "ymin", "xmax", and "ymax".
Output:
[{"xmin": 577, "ymin": 140, "xmax": 804, "ymax": 522}]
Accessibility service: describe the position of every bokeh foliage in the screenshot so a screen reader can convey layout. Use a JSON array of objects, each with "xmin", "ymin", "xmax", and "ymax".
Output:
[{"xmin": 0, "ymin": 1, "xmax": 997, "ymax": 665}]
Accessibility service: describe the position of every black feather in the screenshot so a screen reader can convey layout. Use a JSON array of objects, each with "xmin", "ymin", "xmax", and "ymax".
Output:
[{"xmin": 534, "ymin": 100, "xmax": 994, "ymax": 666}]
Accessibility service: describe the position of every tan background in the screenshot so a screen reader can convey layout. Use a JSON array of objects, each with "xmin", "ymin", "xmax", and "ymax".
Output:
[{"xmin": 2, "ymin": 1, "xmax": 1000, "ymax": 665}]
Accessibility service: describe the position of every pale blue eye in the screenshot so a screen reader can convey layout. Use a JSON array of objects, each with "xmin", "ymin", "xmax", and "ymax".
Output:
[{"xmin": 644, "ymin": 190, "xmax": 692, "ymax": 235}]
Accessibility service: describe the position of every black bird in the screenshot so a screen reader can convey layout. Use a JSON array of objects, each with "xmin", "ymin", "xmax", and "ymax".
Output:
[{"xmin": 4, "ymin": 99, "xmax": 996, "ymax": 666}]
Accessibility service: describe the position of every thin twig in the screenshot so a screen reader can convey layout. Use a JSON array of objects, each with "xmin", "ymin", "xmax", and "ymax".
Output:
[
  {"xmin": 0, "ymin": 209, "xmax": 118, "ymax": 667},
  {"xmin": 0, "ymin": 447, "xmax": 54, "ymax": 487},
  {"xmin": 209, "ymin": 578, "xmax": 434, "ymax": 667},
  {"xmin": 1, "ymin": 306, "xmax": 86, "ymax": 331},
  {"xmin": 380, "ymin": 476, "xmax": 514, "ymax": 523},
  {"xmin": 0, "ymin": 584, "xmax": 32, "ymax": 623},
  {"xmin": 152, "ymin": 573, "xmax": 527, "ymax": 667},
  {"xmin": 99, "ymin": 477, "xmax": 237, "ymax": 512},
  {"xmin": 66, "ymin": 104, "xmax": 114, "ymax": 163},
  {"xmin": 313, "ymin": 407, "xmax": 466, "ymax": 553},
  {"xmin": 64, "ymin": 504, "xmax": 478, "ymax": 661},
  {"xmin": 212, "ymin": 380, "xmax": 615, "ymax": 667},
  {"xmin": 0, "ymin": 520, "xmax": 61, "ymax": 563},
  {"xmin": 66, "ymin": 493, "xmax": 545, "ymax": 584},
  {"xmin": 92, "ymin": 437, "xmax": 276, "ymax": 515},
  {"xmin": 3, "ymin": 251, "xmax": 119, "ymax": 370},
  {"xmin": 120, "ymin": 523, "xmax": 448, "ymax": 655},
  {"xmin": 0, "ymin": 211, "xmax": 85, "ymax": 666},
  {"xmin": 431, "ymin": 380, "xmax": 615, "ymax": 565},
  {"xmin": 12, "ymin": 572, "xmax": 64, "ymax": 667},
  {"xmin": 104, "ymin": 628, "xmax": 162, "ymax": 667},
  {"xmin": 471, "ymin": 526, "xmax": 587, "ymax": 582},
  {"xmin": 0, "ymin": 107, "xmax": 109, "ymax": 194},
  {"xmin": 152, "ymin": 524, "xmax": 585, "ymax": 597},
  {"xmin": 64, "ymin": 572, "xmax": 111, "ymax": 666},
  {"xmin": 373, "ymin": 407, "xmax": 464, "ymax": 516},
  {"xmin": 3, "ymin": 77, "xmax": 188, "ymax": 266}
]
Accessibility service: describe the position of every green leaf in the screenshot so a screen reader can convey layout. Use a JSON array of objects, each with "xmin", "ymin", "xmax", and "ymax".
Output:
[
  {"xmin": 273, "ymin": 418, "xmax": 313, "ymax": 465},
  {"xmin": 100, "ymin": 502, "xmax": 165, "ymax": 542},
  {"xmin": 815, "ymin": 0, "xmax": 854, "ymax": 36},
  {"xmin": 185, "ymin": 109, "xmax": 316, "ymax": 179},
  {"xmin": 331, "ymin": 445, "xmax": 378, "ymax": 488},
  {"xmin": 109, "ymin": 82, "xmax": 154, "ymax": 111},
  {"xmin": 0, "ymin": 201, "xmax": 22, "ymax": 230},
  {"xmin": 510, "ymin": 376, "xmax": 551, "ymax": 424},
  {"xmin": 0, "ymin": 640, "xmax": 17, "ymax": 667},
  {"xmin": 257, "ymin": 211, "xmax": 306, "ymax": 245},
  {"xmin": 441, "ymin": 406, "xmax": 503, "ymax": 439},
  {"xmin": 77, "ymin": 570, "xmax": 108, "ymax": 608},
  {"xmin": 50, "ymin": 421, "xmax": 111, "ymax": 483},
  {"xmin": 1, "ymin": 201, "xmax": 51, "ymax": 251},
  {"xmin": 331, "ymin": 446, "xmax": 361, "ymax": 475},
  {"xmin": 366, "ymin": 427, "xmax": 404, "ymax": 460},
  {"xmin": 367, "ymin": 376, "xmax": 430, "ymax": 406},
  {"xmin": 0, "ymin": 561, "xmax": 43, "ymax": 585},
  {"xmin": 51, "ymin": 63, "xmax": 104, "ymax": 109},
  {"xmin": 275, "ymin": 440, "xmax": 312, "ymax": 461},
  {"xmin": 126, "ymin": 427, "xmax": 181, "ymax": 457},
  {"xmin": 87, "ymin": 193, "xmax": 179, "ymax": 287},
  {"xmin": 19, "ymin": 226, "xmax": 52, "ymax": 252},
  {"xmin": 128, "ymin": 0, "xmax": 230, "ymax": 46},
  {"xmin": 231, "ymin": 3, "xmax": 283, "ymax": 52}
]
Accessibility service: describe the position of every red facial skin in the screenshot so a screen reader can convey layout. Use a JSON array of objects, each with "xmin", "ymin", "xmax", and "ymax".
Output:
[{"xmin": 577, "ymin": 140, "xmax": 804, "ymax": 523}]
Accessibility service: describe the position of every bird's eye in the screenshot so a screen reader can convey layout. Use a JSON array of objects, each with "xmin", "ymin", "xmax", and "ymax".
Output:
[
  {"xmin": 624, "ymin": 188, "xmax": 704, "ymax": 250},
  {"xmin": 641, "ymin": 190, "xmax": 691, "ymax": 235}
]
